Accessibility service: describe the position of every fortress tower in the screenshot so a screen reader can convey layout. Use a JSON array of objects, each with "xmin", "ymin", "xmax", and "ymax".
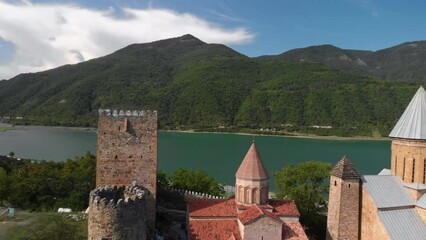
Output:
[
  {"xmin": 88, "ymin": 184, "xmax": 148, "ymax": 240},
  {"xmin": 326, "ymin": 156, "xmax": 361, "ymax": 240},
  {"xmin": 95, "ymin": 109, "xmax": 157, "ymax": 230},
  {"xmin": 235, "ymin": 141, "xmax": 269, "ymax": 205},
  {"xmin": 389, "ymin": 87, "xmax": 426, "ymax": 195}
]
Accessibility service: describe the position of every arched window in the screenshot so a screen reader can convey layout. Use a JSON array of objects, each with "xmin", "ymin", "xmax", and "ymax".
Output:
[
  {"xmin": 252, "ymin": 188, "xmax": 259, "ymax": 204},
  {"xmin": 244, "ymin": 187, "xmax": 250, "ymax": 204},
  {"xmin": 238, "ymin": 186, "xmax": 244, "ymax": 202}
]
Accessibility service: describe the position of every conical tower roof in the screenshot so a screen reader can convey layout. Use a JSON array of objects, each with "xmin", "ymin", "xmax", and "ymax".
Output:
[
  {"xmin": 331, "ymin": 156, "xmax": 360, "ymax": 179},
  {"xmin": 389, "ymin": 86, "xmax": 426, "ymax": 140},
  {"xmin": 236, "ymin": 142, "xmax": 268, "ymax": 180}
]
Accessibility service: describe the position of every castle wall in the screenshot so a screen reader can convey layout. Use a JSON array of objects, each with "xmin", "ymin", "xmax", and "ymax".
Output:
[
  {"xmin": 326, "ymin": 176, "xmax": 360, "ymax": 240},
  {"xmin": 391, "ymin": 139, "xmax": 426, "ymax": 184},
  {"xmin": 360, "ymin": 189, "xmax": 390, "ymax": 240},
  {"xmin": 96, "ymin": 109, "xmax": 157, "ymax": 230},
  {"xmin": 88, "ymin": 185, "xmax": 148, "ymax": 240},
  {"xmin": 239, "ymin": 217, "xmax": 282, "ymax": 240}
]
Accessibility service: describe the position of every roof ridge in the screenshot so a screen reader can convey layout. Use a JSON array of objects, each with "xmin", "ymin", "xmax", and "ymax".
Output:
[{"xmin": 237, "ymin": 204, "xmax": 282, "ymax": 225}]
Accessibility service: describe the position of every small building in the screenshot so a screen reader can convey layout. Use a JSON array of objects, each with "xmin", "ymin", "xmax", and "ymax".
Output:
[{"xmin": 187, "ymin": 142, "xmax": 308, "ymax": 240}]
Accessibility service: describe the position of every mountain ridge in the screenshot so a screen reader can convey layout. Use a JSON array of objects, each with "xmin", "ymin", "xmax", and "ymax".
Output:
[
  {"xmin": 258, "ymin": 40, "xmax": 426, "ymax": 82},
  {"xmin": 0, "ymin": 35, "xmax": 423, "ymax": 137}
]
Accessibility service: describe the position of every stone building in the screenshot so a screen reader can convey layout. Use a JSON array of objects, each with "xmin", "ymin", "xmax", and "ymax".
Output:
[
  {"xmin": 88, "ymin": 183, "xmax": 148, "ymax": 240},
  {"xmin": 88, "ymin": 109, "xmax": 158, "ymax": 240},
  {"xmin": 327, "ymin": 86, "xmax": 426, "ymax": 240},
  {"xmin": 187, "ymin": 141, "xmax": 308, "ymax": 240}
]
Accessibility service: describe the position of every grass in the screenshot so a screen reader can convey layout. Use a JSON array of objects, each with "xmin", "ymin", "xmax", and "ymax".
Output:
[
  {"xmin": 0, "ymin": 127, "xmax": 10, "ymax": 132},
  {"xmin": 1, "ymin": 211, "xmax": 87, "ymax": 240}
]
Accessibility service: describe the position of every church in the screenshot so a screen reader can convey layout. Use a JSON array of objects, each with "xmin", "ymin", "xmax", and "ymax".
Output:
[
  {"xmin": 327, "ymin": 86, "xmax": 426, "ymax": 240},
  {"xmin": 187, "ymin": 141, "xmax": 308, "ymax": 239}
]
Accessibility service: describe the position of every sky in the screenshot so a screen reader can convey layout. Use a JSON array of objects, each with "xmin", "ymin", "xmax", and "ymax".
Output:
[{"xmin": 1, "ymin": 0, "xmax": 426, "ymax": 80}]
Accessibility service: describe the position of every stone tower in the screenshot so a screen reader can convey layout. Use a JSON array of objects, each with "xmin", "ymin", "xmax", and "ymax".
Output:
[
  {"xmin": 326, "ymin": 156, "xmax": 361, "ymax": 240},
  {"xmin": 95, "ymin": 109, "xmax": 157, "ymax": 229},
  {"xmin": 389, "ymin": 87, "xmax": 426, "ymax": 191},
  {"xmin": 235, "ymin": 141, "xmax": 269, "ymax": 205},
  {"xmin": 88, "ymin": 184, "xmax": 148, "ymax": 240}
]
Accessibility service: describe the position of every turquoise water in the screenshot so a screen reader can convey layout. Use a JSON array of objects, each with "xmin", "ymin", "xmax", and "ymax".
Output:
[{"xmin": 0, "ymin": 127, "xmax": 391, "ymax": 186}]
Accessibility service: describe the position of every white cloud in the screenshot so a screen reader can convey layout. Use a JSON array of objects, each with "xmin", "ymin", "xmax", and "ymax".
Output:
[{"xmin": 0, "ymin": 1, "xmax": 253, "ymax": 80}]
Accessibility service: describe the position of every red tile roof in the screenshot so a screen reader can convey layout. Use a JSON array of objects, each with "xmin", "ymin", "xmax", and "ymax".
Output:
[
  {"xmin": 237, "ymin": 204, "xmax": 283, "ymax": 225},
  {"xmin": 188, "ymin": 198, "xmax": 306, "ymax": 239},
  {"xmin": 235, "ymin": 142, "xmax": 268, "ymax": 180},
  {"xmin": 189, "ymin": 219, "xmax": 242, "ymax": 240},
  {"xmin": 269, "ymin": 200, "xmax": 300, "ymax": 217},
  {"xmin": 282, "ymin": 222, "xmax": 309, "ymax": 240},
  {"xmin": 188, "ymin": 198, "xmax": 238, "ymax": 217}
]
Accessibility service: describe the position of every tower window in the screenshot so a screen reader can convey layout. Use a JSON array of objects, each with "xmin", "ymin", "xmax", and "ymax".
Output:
[
  {"xmin": 424, "ymin": 159, "xmax": 426, "ymax": 184},
  {"xmin": 403, "ymin": 158, "xmax": 406, "ymax": 181},
  {"xmin": 348, "ymin": 184, "xmax": 351, "ymax": 188},
  {"xmin": 394, "ymin": 156, "xmax": 398, "ymax": 175},
  {"xmin": 412, "ymin": 159, "xmax": 416, "ymax": 183},
  {"xmin": 334, "ymin": 181, "xmax": 337, "ymax": 186}
]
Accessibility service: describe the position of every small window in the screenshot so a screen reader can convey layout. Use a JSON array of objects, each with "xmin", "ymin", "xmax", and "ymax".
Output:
[
  {"xmin": 334, "ymin": 181, "xmax": 337, "ymax": 186},
  {"xmin": 348, "ymin": 184, "xmax": 351, "ymax": 188}
]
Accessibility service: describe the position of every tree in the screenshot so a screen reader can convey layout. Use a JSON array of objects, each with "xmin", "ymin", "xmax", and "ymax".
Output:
[
  {"xmin": 170, "ymin": 168, "xmax": 225, "ymax": 196},
  {"xmin": 274, "ymin": 161, "xmax": 331, "ymax": 240},
  {"xmin": 0, "ymin": 167, "xmax": 9, "ymax": 204},
  {"xmin": 8, "ymin": 151, "xmax": 14, "ymax": 158},
  {"xmin": 157, "ymin": 170, "xmax": 170, "ymax": 190}
]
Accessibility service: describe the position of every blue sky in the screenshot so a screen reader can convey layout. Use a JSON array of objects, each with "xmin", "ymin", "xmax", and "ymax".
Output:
[{"xmin": 1, "ymin": 0, "xmax": 426, "ymax": 79}]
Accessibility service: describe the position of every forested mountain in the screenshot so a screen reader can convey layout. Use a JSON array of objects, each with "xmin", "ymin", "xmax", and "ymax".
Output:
[
  {"xmin": 0, "ymin": 35, "xmax": 422, "ymax": 136},
  {"xmin": 259, "ymin": 41, "xmax": 426, "ymax": 82}
]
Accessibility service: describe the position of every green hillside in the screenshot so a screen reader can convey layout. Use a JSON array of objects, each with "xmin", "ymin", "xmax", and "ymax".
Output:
[
  {"xmin": 0, "ymin": 35, "xmax": 421, "ymax": 137},
  {"xmin": 259, "ymin": 41, "xmax": 426, "ymax": 82}
]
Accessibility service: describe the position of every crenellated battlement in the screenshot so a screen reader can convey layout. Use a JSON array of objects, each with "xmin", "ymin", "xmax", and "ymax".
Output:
[
  {"xmin": 88, "ymin": 183, "xmax": 148, "ymax": 240},
  {"xmin": 89, "ymin": 183, "xmax": 146, "ymax": 209},
  {"xmin": 98, "ymin": 109, "xmax": 157, "ymax": 118}
]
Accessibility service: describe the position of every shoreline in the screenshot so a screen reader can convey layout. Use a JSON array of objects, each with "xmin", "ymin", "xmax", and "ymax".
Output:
[
  {"xmin": 161, "ymin": 129, "xmax": 391, "ymax": 141},
  {"xmin": 1, "ymin": 123, "xmax": 390, "ymax": 141}
]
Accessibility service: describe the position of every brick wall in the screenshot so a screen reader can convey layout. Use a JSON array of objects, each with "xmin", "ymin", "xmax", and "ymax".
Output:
[
  {"xmin": 239, "ymin": 216, "xmax": 282, "ymax": 240},
  {"xmin": 326, "ymin": 176, "xmax": 360, "ymax": 240},
  {"xmin": 95, "ymin": 109, "xmax": 158, "ymax": 230},
  {"xmin": 360, "ymin": 189, "xmax": 390, "ymax": 240},
  {"xmin": 391, "ymin": 139, "xmax": 426, "ymax": 184}
]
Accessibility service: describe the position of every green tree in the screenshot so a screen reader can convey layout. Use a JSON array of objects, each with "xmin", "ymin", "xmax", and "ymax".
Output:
[
  {"xmin": 0, "ymin": 167, "xmax": 9, "ymax": 204},
  {"xmin": 170, "ymin": 168, "xmax": 225, "ymax": 196},
  {"xmin": 274, "ymin": 161, "xmax": 332, "ymax": 240},
  {"xmin": 157, "ymin": 170, "xmax": 170, "ymax": 190},
  {"xmin": 8, "ymin": 151, "xmax": 14, "ymax": 157}
]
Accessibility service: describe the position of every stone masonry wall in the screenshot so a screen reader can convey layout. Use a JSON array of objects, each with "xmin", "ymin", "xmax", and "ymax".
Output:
[
  {"xmin": 239, "ymin": 216, "xmax": 282, "ymax": 240},
  {"xmin": 88, "ymin": 184, "xmax": 148, "ymax": 240},
  {"xmin": 391, "ymin": 139, "xmax": 426, "ymax": 184},
  {"xmin": 235, "ymin": 178, "xmax": 268, "ymax": 205},
  {"xmin": 96, "ymin": 109, "xmax": 158, "ymax": 230},
  {"xmin": 360, "ymin": 188, "xmax": 390, "ymax": 240},
  {"xmin": 326, "ymin": 176, "xmax": 360, "ymax": 240}
]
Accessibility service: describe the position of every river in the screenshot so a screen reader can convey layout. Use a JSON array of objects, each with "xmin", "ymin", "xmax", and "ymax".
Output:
[{"xmin": 0, "ymin": 126, "xmax": 391, "ymax": 186}]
